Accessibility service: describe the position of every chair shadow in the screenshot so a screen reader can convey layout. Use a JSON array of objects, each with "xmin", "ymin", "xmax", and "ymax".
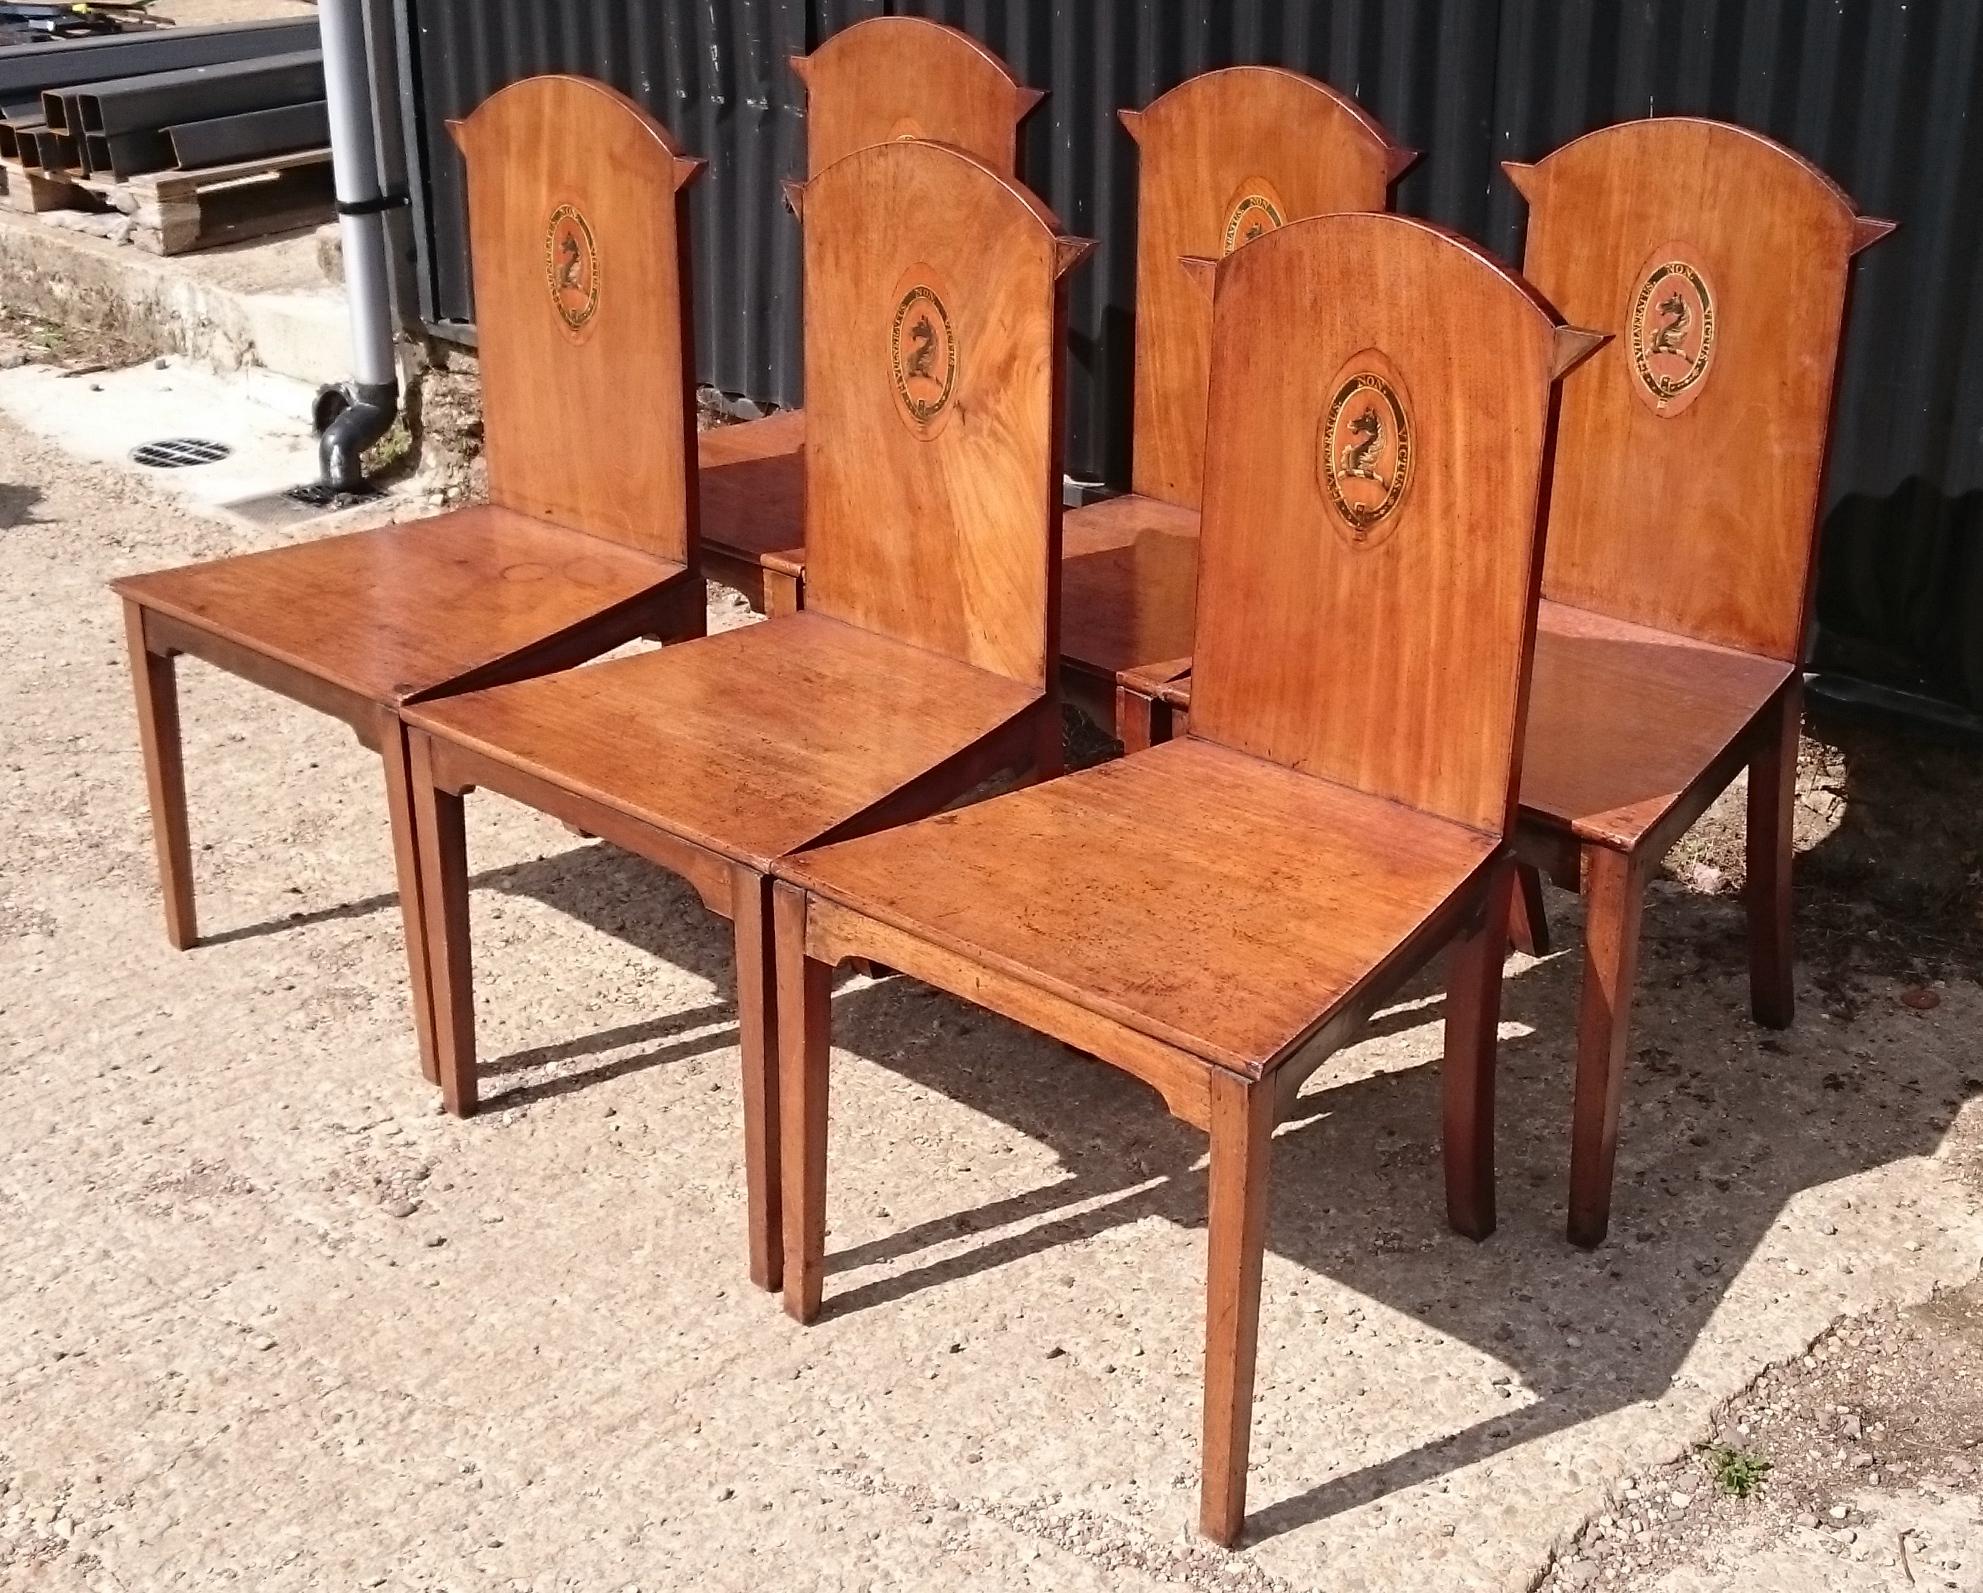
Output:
[
  {"xmin": 0, "ymin": 481, "xmax": 46, "ymax": 532},
  {"xmin": 222, "ymin": 705, "xmax": 1975, "ymax": 1544},
  {"xmin": 793, "ymin": 863, "xmax": 1978, "ymax": 1544}
]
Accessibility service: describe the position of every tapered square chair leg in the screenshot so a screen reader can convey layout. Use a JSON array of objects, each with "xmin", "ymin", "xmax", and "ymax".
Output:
[
  {"xmin": 381, "ymin": 714, "xmax": 440, "ymax": 1084},
  {"xmin": 410, "ymin": 731, "xmax": 476, "ymax": 1118},
  {"xmin": 1509, "ymin": 861, "xmax": 1550, "ymax": 957},
  {"xmin": 1444, "ymin": 862, "xmax": 1515, "ymax": 1240},
  {"xmin": 122, "ymin": 600, "xmax": 197, "ymax": 951},
  {"xmin": 1200, "ymin": 1071, "xmax": 1274, "ymax": 1548},
  {"xmin": 776, "ymin": 882, "xmax": 832, "ymax": 1324},
  {"xmin": 1747, "ymin": 681, "xmax": 1799, "ymax": 1030},
  {"xmin": 731, "ymin": 866, "xmax": 782, "ymax": 1292},
  {"xmin": 1567, "ymin": 846, "xmax": 1647, "ymax": 1249}
]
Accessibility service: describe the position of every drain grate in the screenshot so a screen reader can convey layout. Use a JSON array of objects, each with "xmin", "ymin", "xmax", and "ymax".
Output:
[{"xmin": 131, "ymin": 438, "xmax": 231, "ymax": 469}]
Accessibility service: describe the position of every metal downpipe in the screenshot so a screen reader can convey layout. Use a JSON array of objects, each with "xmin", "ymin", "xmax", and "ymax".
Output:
[{"xmin": 314, "ymin": 0, "xmax": 397, "ymax": 495}]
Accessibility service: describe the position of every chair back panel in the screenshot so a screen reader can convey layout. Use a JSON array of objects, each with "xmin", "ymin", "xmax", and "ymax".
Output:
[
  {"xmin": 454, "ymin": 75, "xmax": 700, "ymax": 562},
  {"xmin": 798, "ymin": 140, "xmax": 1088, "ymax": 687},
  {"xmin": 1123, "ymin": 67, "xmax": 1408, "ymax": 508},
  {"xmin": 795, "ymin": 16, "xmax": 1037, "ymax": 177},
  {"xmin": 1512, "ymin": 118, "xmax": 1883, "ymax": 660},
  {"xmin": 1189, "ymin": 214, "xmax": 1575, "ymax": 835}
]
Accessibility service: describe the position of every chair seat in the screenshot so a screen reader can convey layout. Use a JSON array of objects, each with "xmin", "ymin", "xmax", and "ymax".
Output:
[
  {"xmin": 698, "ymin": 410, "xmax": 806, "ymax": 575},
  {"xmin": 111, "ymin": 506, "xmax": 686, "ymax": 707},
  {"xmin": 780, "ymin": 736, "xmax": 1498, "ymax": 1076},
  {"xmin": 1059, "ymin": 492, "xmax": 1202, "ymax": 680},
  {"xmin": 1520, "ymin": 598, "xmax": 1794, "ymax": 850},
  {"xmin": 403, "ymin": 610, "xmax": 1042, "ymax": 872}
]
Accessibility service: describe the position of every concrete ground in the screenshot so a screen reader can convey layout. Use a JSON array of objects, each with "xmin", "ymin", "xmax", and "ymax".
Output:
[{"xmin": 0, "ymin": 383, "xmax": 1979, "ymax": 1593}]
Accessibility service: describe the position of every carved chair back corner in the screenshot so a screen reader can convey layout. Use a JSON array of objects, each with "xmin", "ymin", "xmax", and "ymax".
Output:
[
  {"xmin": 793, "ymin": 15, "xmax": 1040, "ymax": 178},
  {"xmin": 1122, "ymin": 66, "xmax": 1414, "ymax": 508}
]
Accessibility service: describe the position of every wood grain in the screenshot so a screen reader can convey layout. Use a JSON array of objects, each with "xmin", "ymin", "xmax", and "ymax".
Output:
[
  {"xmin": 1520, "ymin": 597, "xmax": 1793, "ymax": 849},
  {"xmin": 1200, "ymin": 1070, "xmax": 1274, "ymax": 1546},
  {"xmin": 403, "ymin": 611, "xmax": 1043, "ymax": 874},
  {"xmin": 796, "ymin": 139, "xmax": 1089, "ymax": 686},
  {"xmin": 781, "ymin": 736, "xmax": 1497, "ymax": 1077},
  {"xmin": 115, "ymin": 506, "xmax": 689, "ymax": 707},
  {"xmin": 1509, "ymin": 117, "xmax": 1884, "ymax": 661},
  {"xmin": 122, "ymin": 599, "xmax": 196, "ymax": 950},
  {"xmin": 1189, "ymin": 213, "xmax": 1566, "ymax": 834},
  {"xmin": 794, "ymin": 14, "xmax": 1037, "ymax": 177},
  {"xmin": 1060, "ymin": 492, "xmax": 1203, "ymax": 688},
  {"xmin": 1121, "ymin": 65, "xmax": 1409, "ymax": 509},
  {"xmin": 455, "ymin": 74, "xmax": 702, "ymax": 561},
  {"xmin": 702, "ymin": 21, "xmax": 1039, "ymax": 604}
]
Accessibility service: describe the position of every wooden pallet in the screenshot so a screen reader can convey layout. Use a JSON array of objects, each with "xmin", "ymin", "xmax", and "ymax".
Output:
[
  {"xmin": 0, "ymin": 157, "xmax": 88, "ymax": 214},
  {"xmin": 3, "ymin": 147, "xmax": 332, "ymax": 254}
]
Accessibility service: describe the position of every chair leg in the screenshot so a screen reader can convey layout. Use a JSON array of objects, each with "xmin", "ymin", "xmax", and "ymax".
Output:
[
  {"xmin": 1200, "ymin": 1070, "xmax": 1274, "ymax": 1547},
  {"xmin": 122, "ymin": 600, "xmax": 197, "ymax": 950},
  {"xmin": 1747, "ymin": 679, "xmax": 1799, "ymax": 1030},
  {"xmin": 1509, "ymin": 861, "xmax": 1551, "ymax": 957},
  {"xmin": 731, "ymin": 865, "xmax": 782, "ymax": 1293},
  {"xmin": 764, "ymin": 569, "xmax": 802, "ymax": 617},
  {"xmin": 380, "ymin": 715, "xmax": 439, "ymax": 1084},
  {"xmin": 1567, "ymin": 845, "xmax": 1646, "ymax": 1249},
  {"xmin": 775, "ymin": 881, "xmax": 832, "ymax": 1324},
  {"xmin": 1115, "ymin": 685, "xmax": 1172, "ymax": 754},
  {"xmin": 1443, "ymin": 861, "xmax": 1514, "ymax": 1241},
  {"xmin": 410, "ymin": 732, "xmax": 476, "ymax": 1117}
]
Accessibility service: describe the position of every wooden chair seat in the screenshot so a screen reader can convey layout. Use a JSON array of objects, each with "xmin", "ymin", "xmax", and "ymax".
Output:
[
  {"xmin": 113, "ymin": 506, "xmax": 690, "ymax": 707},
  {"xmin": 1060, "ymin": 492, "xmax": 1201, "ymax": 692},
  {"xmin": 782, "ymin": 735, "xmax": 1497, "ymax": 1076},
  {"xmin": 403, "ymin": 610, "xmax": 1041, "ymax": 873},
  {"xmin": 698, "ymin": 412, "xmax": 807, "ymax": 605},
  {"xmin": 1520, "ymin": 598, "xmax": 1793, "ymax": 853}
]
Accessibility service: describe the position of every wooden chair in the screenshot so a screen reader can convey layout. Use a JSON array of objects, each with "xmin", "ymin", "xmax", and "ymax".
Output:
[
  {"xmin": 1057, "ymin": 66, "xmax": 1412, "ymax": 744},
  {"xmin": 698, "ymin": 15, "xmax": 1041, "ymax": 615},
  {"xmin": 1502, "ymin": 118, "xmax": 1893, "ymax": 1246},
  {"xmin": 772, "ymin": 213, "xmax": 1602, "ymax": 1544},
  {"xmin": 111, "ymin": 76, "xmax": 707, "ymax": 1081},
  {"xmin": 401, "ymin": 140, "xmax": 1092, "ymax": 1292}
]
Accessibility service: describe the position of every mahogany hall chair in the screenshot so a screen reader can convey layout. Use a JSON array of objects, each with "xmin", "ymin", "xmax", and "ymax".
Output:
[
  {"xmin": 772, "ymin": 212, "xmax": 1603, "ymax": 1544},
  {"xmin": 112, "ymin": 76, "xmax": 707, "ymax": 1081},
  {"xmin": 401, "ymin": 140, "xmax": 1092, "ymax": 1290},
  {"xmin": 1063, "ymin": 66, "xmax": 1412, "ymax": 745},
  {"xmin": 698, "ymin": 14, "xmax": 1041, "ymax": 615},
  {"xmin": 1502, "ymin": 118, "xmax": 1892, "ymax": 1247}
]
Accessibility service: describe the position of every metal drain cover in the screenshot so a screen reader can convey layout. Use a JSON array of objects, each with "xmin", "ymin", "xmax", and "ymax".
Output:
[{"xmin": 131, "ymin": 438, "xmax": 232, "ymax": 469}]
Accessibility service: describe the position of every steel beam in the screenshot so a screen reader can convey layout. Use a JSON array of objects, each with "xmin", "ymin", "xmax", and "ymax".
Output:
[
  {"xmin": 20, "ymin": 123, "xmax": 73, "ymax": 170},
  {"xmin": 83, "ymin": 125, "xmax": 167, "ymax": 177},
  {"xmin": 72, "ymin": 50, "xmax": 321, "ymax": 136},
  {"xmin": 166, "ymin": 98, "xmax": 328, "ymax": 168},
  {"xmin": 0, "ymin": 16, "xmax": 315, "ymax": 99},
  {"xmin": 0, "ymin": 110, "xmax": 40, "ymax": 160}
]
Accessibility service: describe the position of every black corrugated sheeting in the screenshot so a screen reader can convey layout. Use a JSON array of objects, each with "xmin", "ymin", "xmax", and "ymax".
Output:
[{"xmin": 394, "ymin": 0, "xmax": 1983, "ymax": 712}]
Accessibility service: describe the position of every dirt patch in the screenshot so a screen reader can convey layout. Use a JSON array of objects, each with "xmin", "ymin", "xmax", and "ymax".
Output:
[{"xmin": 1540, "ymin": 1273, "xmax": 1983, "ymax": 1591}]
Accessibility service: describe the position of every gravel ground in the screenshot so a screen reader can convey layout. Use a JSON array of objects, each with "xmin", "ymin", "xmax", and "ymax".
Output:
[{"xmin": 0, "ymin": 388, "xmax": 1979, "ymax": 1593}]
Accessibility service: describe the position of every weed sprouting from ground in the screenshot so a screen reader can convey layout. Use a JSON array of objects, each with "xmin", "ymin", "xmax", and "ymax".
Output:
[{"xmin": 1699, "ymin": 1442, "xmax": 1774, "ymax": 1500}]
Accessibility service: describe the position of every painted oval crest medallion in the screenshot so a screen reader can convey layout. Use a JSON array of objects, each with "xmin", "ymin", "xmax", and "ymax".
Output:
[
  {"xmin": 888, "ymin": 271, "xmax": 958, "ymax": 437},
  {"xmin": 1319, "ymin": 358, "xmax": 1413, "ymax": 545},
  {"xmin": 545, "ymin": 203, "xmax": 600, "ymax": 334},
  {"xmin": 1628, "ymin": 252, "xmax": 1716, "ymax": 417},
  {"xmin": 1222, "ymin": 177, "xmax": 1289, "ymax": 256}
]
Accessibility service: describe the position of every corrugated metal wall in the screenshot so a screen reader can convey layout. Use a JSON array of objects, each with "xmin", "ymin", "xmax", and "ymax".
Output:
[{"xmin": 393, "ymin": 0, "xmax": 1983, "ymax": 713}]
